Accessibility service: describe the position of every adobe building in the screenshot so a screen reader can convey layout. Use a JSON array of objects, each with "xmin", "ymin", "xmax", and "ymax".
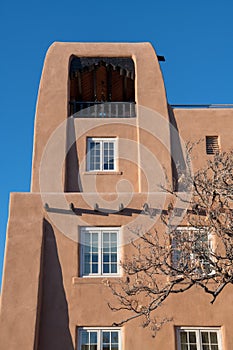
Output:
[{"xmin": 0, "ymin": 42, "xmax": 232, "ymax": 350}]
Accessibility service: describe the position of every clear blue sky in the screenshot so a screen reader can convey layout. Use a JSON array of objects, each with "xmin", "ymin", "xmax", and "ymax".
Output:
[{"xmin": 1, "ymin": 0, "xmax": 233, "ymax": 289}]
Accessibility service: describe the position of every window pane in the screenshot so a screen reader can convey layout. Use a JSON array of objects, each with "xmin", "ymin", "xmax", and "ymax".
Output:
[
  {"xmin": 190, "ymin": 345, "xmax": 197, "ymax": 350},
  {"xmin": 210, "ymin": 332, "xmax": 217, "ymax": 344},
  {"xmin": 92, "ymin": 232, "xmax": 98, "ymax": 242},
  {"xmin": 103, "ymin": 142, "xmax": 109, "ymax": 170},
  {"xmin": 85, "ymin": 233, "xmax": 91, "ymax": 246},
  {"xmin": 189, "ymin": 332, "xmax": 196, "ymax": 343},
  {"xmin": 90, "ymin": 346, "xmax": 97, "ymax": 350},
  {"xmin": 90, "ymin": 332, "xmax": 97, "ymax": 343},
  {"xmin": 110, "ymin": 232, "xmax": 117, "ymax": 240},
  {"xmin": 92, "ymin": 254, "xmax": 98, "ymax": 262},
  {"xmin": 111, "ymin": 246, "xmax": 117, "ymax": 253},
  {"xmin": 103, "ymin": 243, "xmax": 110, "ymax": 250},
  {"xmin": 202, "ymin": 345, "xmax": 210, "ymax": 350},
  {"xmin": 111, "ymin": 253, "xmax": 117, "ymax": 262},
  {"xmin": 110, "ymin": 234, "xmax": 117, "ymax": 254},
  {"xmin": 103, "ymin": 264, "xmax": 110, "ymax": 273},
  {"xmin": 84, "ymin": 242, "xmax": 90, "ymax": 252},
  {"xmin": 103, "ymin": 162, "xmax": 109, "ymax": 170},
  {"xmin": 180, "ymin": 331, "xmax": 187, "ymax": 343},
  {"xmin": 201, "ymin": 332, "xmax": 209, "ymax": 344},
  {"xmin": 84, "ymin": 262, "xmax": 90, "ymax": 274},
  {"xmin": 103, "ymin": 240, "xmax": 109, "ymax": 249},
  {"xmin": 92, "ymin": 245, "xmax": 98, "ymax": 254},
  {"xmin": 92, "ymin": 263, "xmax": 98, "ymax": 273},
  {"xmin": 102, "ymin": 230, "xmax": 118, "ymax": 274},
  {"xmin": 95, "ymin": 142, "xmax": 100, "ymax": 150},
  {"xmin": 84, "ymin": 253, "xmax": 90, "ymax": 262},
  {"xmin": 89, "ymin": 141, "xmax": 101, "ymax": 170},
  {"xmin": 111, "ymin": 264, "xmax": 117, "ymax": 273},
  {"xmin": 102, "ymin": 142, "xmax": 115, "ymax": 170},
  {"xmin": 181, "ymin": 345, "xmax": 188, "ymax": 350},
  {"xmin": 90, "ymin": 142, "xmax": 95, "ymax": 150},
  {"xmin": 81, "ymin": 331, "xmax": 89, "ymax": 344},
  {"xmin": 111, "ymin": 332, "xmax": 118, "ymax": 343},
  {"xmin": 103, "ymin": 232, "xmax": 109, "ymax": 243},
  {"xmin": 103, "ymin": 254, "xmax": 110, "ymax": 262},
  {"xmin": 103, "ymin": 346, "xmax": 110, "ymax": 350},
  {"xmin": 211, "ymin": 345, "xmax": 218, "ymax": 350},
  {"xmin": 108, "ymin": 161, "xmax": 114, "ymax": 170},
  {"xmin": 102, "ymin": 332, "xmax": 110, "ymax": 343},
  {"xmin": 82, "ymin": 231, "xmax": 101, "ymax": 275},
  {"xmin": 81, "ymin": 346, "xmax": 89, "ymax": 350},
  {"xmin": 103, "ymin": 142, "xmax": 109, "ymax": 151},
  {"xmin": 92, "ymin": 233, "xmax": 98, "ymax": 252}
]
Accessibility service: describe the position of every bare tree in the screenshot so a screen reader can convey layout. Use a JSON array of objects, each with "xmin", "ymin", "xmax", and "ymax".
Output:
[{"xmin": 105, "ymin": 150, "xmax": 233, "ymax": 333}]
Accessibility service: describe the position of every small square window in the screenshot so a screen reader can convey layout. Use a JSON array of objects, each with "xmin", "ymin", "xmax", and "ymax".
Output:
[
  {"xmin": 206, "ymin": 136, "xmax": 220, "ymax": 155},
  {"xmin": 87, "ymin": 138, "xmax": 117, "ymax": 171},
  {"xmin": 80, "ymin": 227, "xmax": 120, "ymax": 277},
  {"xmin": 177, "ymin": 327, "xmax": 222, "ymax": 350}
]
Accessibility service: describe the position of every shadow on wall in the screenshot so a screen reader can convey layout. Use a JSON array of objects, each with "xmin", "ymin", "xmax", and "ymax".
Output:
[
  {"xmin": 37, "ymin": 219, "xmax": 74, "ymax": 350},
  {"xmin": 168, "ymin": 106, "xmax": 187, "ymax": 191},
  {"xmin": 65, "ymin": 116, "xmax": 83, "ymax": 192}
]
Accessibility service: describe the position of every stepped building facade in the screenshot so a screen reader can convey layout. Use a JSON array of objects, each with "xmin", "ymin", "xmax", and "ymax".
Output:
[{"xmin": 0, "ymin": 42, "xmax": 232, "ymax": 350}]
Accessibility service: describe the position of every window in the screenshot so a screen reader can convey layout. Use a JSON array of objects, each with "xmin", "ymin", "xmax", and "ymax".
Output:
[
  {"xmin": 177, "ymin": 327, "xmax": 222, "ymax": 350},
  {"xmin": 206, "ymin": 136, "xmax": 220, "ymax": 155},
  {"xmin": 80, "ymin": 227, "xmax": 120, "ymax": 276},
  {"xmin": 172, "ymin": 228, "xmax": 213, "ymax": 274},
  {"xmin": 78, "ymin": 328, "xmax": 121, "ymax": 350},
  {"xmin": 87, "ymin": 138, "xmax": 117, "ymax": 171}
]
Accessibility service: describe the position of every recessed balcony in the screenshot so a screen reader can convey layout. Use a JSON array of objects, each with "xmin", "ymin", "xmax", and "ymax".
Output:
[{"xmin": 69, "ymin": 57, "xmax": 135, "ymax": 118}]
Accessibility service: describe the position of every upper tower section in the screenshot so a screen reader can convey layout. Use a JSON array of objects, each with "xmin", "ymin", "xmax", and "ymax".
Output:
[{"xmin": 31, "ymin": 42, "xmax": 169, "ymax": 193}]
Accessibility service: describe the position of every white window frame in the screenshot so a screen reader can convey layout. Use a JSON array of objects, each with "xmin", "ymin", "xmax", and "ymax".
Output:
[
  {"xmin": 172, "ymin": 227, "xmax": 214, "ymax": 275},
  {"xmin": 78, "ymin": 327, "xmax": 122, "ymax": 350},
  {"xmin": 80, "ymin": 227, "xmax": 121, "ymax": 277},
  {"xmin": 176, "ymin": 327, "xmax": 222, "ymax": 350},
  {"xmin": 87, "ymin": 137, "xmax": 118, "ymax": 172}
]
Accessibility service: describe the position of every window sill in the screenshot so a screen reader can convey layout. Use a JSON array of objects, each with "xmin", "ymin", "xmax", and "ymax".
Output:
[
  {"xmin": 168, "ymin": 270, "xmax": 216, "ymax": 283},
  {"xmin": 72, "ymin": 276, "xmax": 121, "ymax": 284},
  {"xmin": 84, "ymin": 171, "xmax": 123, "ymax": 175}
]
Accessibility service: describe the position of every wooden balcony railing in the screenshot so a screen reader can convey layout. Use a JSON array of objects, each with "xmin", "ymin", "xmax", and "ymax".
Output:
[{"xmin": 69, "ymin": 101, "xmax": 136, "ymax": 118}]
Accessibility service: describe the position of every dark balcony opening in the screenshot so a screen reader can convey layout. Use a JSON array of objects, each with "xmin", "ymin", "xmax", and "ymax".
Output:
[{"xmin": 69, "ymin": 57, "xmax": 135, "ymax": 118}]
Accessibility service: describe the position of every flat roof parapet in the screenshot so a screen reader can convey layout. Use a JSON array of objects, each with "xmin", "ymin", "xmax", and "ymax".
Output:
[{"xmin": 171, "ymin": 104, "xmax": 233, "ymax": 109}]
